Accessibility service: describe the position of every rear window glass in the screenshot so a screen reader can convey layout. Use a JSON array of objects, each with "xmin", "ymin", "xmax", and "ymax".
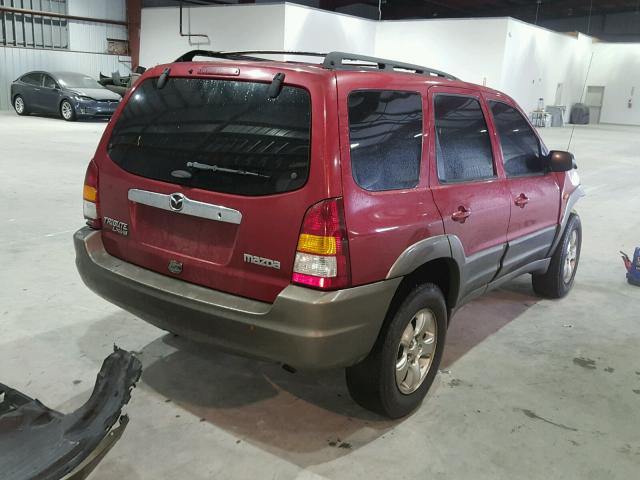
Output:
[
  {"xmin": 108, "ymin": 78, "xmax": 311, "ymax": 196},
  {"xmin": 348, "ymin": 90, "xmax": 422, "ymax": 192}
]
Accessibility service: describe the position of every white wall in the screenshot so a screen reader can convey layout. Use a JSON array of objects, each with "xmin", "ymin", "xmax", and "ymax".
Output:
[
  {"xmin": 139, "ymin": 4, "xmax": 286, "ymax": 67},
  {"xmin": 376, "ymin": 18, "xmax": 509, "ymax": 88},
  {"xmin": 137, "ymin": 2, "xmax": 640, "ymax": 125},
  {"xmin": 589, "ymin": 43, "xmax": 640, "ymax": 125},
  {"xmin": 68, "ymin": 0, "xmax": 128, "ymax": 54},
  {"xmin": 499, "ymin": 20, "xmax": 594, "ymax": 117},
  {"xmin": 283, "ymin": 6, "xmax": 377, "ymax": 60}
]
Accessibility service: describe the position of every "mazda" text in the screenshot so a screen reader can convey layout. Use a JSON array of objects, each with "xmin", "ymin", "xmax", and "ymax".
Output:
[{"xmin": 243, "ymin": 253, "xmax": 281, "ymax": 270}]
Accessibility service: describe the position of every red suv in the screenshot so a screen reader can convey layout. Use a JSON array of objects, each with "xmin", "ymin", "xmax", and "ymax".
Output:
[{"xmin": 75, "ymin": 51, "xmax": 583, "ymax": 418}]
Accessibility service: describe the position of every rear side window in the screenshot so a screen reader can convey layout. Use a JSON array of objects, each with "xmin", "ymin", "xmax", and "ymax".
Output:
[
  {"xmin": 348, "ymin": 90, "xmax": 422, "ymax": 192},
  {"xmin": 108, "ymin": 78, "xmax": 311, "ymax": 196},
  {"xmin": 434, "ymin": 95, "xmax": 494, "ymax": 183},
  {"xmin": 489, "ymin": 101, "xmax": 544, "ymax": 176}
]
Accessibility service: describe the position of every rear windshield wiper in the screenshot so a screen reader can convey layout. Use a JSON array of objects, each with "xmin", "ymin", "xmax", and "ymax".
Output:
[
  {"xmin": 156, "ymin": 67, "xmax": 171, "ymax": 89},
  {"xmin": 186, "ymin": 161, "xmax": 270, "ymax": 179}
]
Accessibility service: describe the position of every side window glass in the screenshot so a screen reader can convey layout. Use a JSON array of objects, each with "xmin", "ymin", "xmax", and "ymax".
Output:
[
  {"xmin": 489, "ymin": 101, "xmax": 544, "ymax": 176},
  {"xmin": 22, "ymin": 73, "xmax": 41, "ymax": 86},
  {"xmin": 434, "ymin": 95, "xmax": 495, "ymax": 183},
  {"xmin": 348, "ymin": 90, "xmax": 422, "ymax": 192},
  {"xmin": 43, "ymin": 75, "xmax": 57, "ymax": 89}
]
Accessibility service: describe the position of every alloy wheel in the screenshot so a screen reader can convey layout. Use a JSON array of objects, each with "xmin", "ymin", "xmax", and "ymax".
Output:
[
  {"xmin": 395, "ymin": 308, "xmax": 437, "ymax": 395},
  {"xmin": 563, "ymin": 229, "xmax": 578, "ymax": 283},
  {"xmin": 61, "ymin": 101, "xmax": 73, "ymax": 120},
  {"xmin": 15, "ymin": 97, "xmax": 24, "ymax": 114}
]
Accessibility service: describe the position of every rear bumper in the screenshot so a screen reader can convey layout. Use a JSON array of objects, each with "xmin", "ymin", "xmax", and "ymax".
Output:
[{"xmin": 74, "ymin": 227, "xmax": 400, "ymax": 369}]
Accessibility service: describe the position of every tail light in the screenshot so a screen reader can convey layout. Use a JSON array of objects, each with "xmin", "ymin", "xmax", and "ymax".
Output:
[
  {"xmin": 83, "ymin": 160, "xmax": 101, "ymax": 229},
  {"xmin": 292, "ymin": 198, "xmax": 351, "ymax": 290}
]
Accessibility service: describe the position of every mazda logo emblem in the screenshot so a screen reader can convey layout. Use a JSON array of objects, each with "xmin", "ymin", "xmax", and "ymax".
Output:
[{"xmin": 169, "ymin": 193, "xmax": 184, "ymax": 211}]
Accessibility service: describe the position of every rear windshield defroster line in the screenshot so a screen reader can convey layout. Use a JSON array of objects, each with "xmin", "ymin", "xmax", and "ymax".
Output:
[{"xmin": 107, "ymin": 77, "xmax": 311, "ymax": 196}]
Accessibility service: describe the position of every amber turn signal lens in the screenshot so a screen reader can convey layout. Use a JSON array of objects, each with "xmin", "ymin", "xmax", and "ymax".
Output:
[
  {"xmin": 297, "ymin": 233, "xmax": 337, "ymax": 255},
  {"xmin": 83, "ymin": 185, "xmax": 97, "ymax": 202}
]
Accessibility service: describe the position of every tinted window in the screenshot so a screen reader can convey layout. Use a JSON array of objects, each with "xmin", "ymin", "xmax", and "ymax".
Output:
[
  {"xmin": 57, "ymin": 73, "xmax": 101, "ymax": 88},
  {"xmin": 108, "ymin": 78, "xmax": 311, "ymax": 196},
  {"xmin": 434, "ymin": 95, "xmax": 494, "ymax": 183},
  {"xmin": 21, "ymin": 73, "xmax": 42, "ymax": 86},
  {"xmin": 43, "ymin": 75, "xmax": 57, "ymax": 89},
  {"xmin": 489, "ymin": 101, "xmax": 544, "ymax": 176},
  {"xmin": 348, "ymin": 90, "xmax": 422, "ymax": 191}
]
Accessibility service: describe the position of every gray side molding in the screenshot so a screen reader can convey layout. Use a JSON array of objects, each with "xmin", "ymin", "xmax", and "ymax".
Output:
[
  {"xmin": 446, "ymin": 234, "xmax": 467, "ymax": 272},
  {"xmin": 386, "ymin": 235, "xmax": 461, "ymax": 279},
  {"xmin": 548, "ymin": 185, "xmax": 585, "ymax": 255}
]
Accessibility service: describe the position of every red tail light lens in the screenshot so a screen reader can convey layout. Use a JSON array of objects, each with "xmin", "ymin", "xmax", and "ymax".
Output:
[
  {"xmin": 292, "ymin": 198, "xmax": 351, "ymax": 290},
  {"xmin": 83, "ymin": 160, "xmax": 101, "ymax": 229}
]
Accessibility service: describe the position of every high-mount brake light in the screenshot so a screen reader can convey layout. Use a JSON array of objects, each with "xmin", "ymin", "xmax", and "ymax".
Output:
[
  {"xmin": 292, "ymin": 198, "xmax": 351, "ymax": 290},
  {"xmin": 83, "ymin": 160, "xmax": 101, "ymax": 229}
]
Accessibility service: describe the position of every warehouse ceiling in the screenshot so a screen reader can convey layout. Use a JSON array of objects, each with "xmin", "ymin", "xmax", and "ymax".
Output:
[
  {"xmin": 143, "ymin": 0, "xmax": 640, "ymax": 42},
  {"xmin": 392, "ymin": 0, "xmax": 638, "ymax": 19}
]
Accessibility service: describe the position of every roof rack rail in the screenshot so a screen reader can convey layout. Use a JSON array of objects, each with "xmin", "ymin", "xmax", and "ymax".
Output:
[
  {"xmin": 174, "ymin": 49, "xmax": 458, "ymax": 80},
  {"xmin": 175, "ymin": 50, "xmax": 327, "ymax": 63},
  {"xmin": 322, "ymin": 52, "xmax": 458, "ymax": 80}
]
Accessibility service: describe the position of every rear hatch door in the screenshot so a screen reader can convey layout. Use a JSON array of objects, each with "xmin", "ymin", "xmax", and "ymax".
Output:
[{"xmin": 95, "ymin": 63, "xmax": 339, "ymax": 303}]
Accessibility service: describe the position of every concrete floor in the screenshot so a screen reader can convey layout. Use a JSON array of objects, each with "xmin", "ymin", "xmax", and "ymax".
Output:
[{"xmin": 1, "ymin": 110, "xmax": 639, "ymax": 479}]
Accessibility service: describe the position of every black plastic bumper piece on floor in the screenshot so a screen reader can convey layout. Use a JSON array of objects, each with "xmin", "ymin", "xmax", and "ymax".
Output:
[{"xmin": 0, "ymin": 347, "xmax": 142, "ymax": 480}]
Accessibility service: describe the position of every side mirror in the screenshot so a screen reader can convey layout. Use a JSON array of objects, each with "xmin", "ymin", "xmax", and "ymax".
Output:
[{"xmin": 547, "ymin": 150, "xmax": 576, "ymax": 172}]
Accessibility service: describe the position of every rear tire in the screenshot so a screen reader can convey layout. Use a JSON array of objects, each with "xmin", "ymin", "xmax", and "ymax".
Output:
[
  {"xmin": 60, "ymin": 100, "xmax": 76, "ymax": 121},
  {"xmin": 13, "ymin": 95, "xmax": 27, "ymax": 115},
  {"xmin": 532, "ymin": 213, "xmax": 581, "ymax": 298},
  {"xmin": 346, "ymin": 283, "xmax": 447, "ymax": 419}
]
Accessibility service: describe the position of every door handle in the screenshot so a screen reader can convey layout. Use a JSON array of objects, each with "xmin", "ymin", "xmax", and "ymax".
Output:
[
  {"xmin": 451, "ymin": 206, "xmax": 471, "ymax": 223},
  {"xmin": 514, "ymin": 193, "xmax": 529, "ymax": 208}
]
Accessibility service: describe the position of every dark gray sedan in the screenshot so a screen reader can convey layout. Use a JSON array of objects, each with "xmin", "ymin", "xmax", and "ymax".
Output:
[{"xmin": 10, "ymin": 71, "xmax": 122, "ymax": 121}]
